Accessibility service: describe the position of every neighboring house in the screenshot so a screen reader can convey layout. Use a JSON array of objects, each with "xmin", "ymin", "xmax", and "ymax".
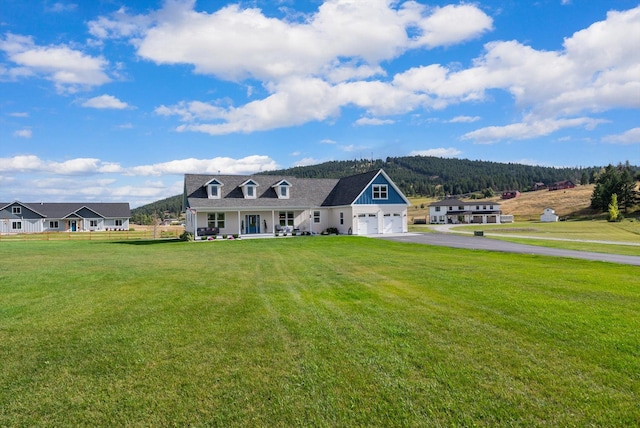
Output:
[
  {"xmin": 548, "ymin": 180, "xmax": 575, "ymax": 191},
  {"xmin": 428, "ymin": 198, "xmax": 502, "ymax": 224},
  {"xmin": 183, "ymin": 169, "xmax": 410, "ymax": 237},
  {"xmin": 0, "ymin": 201, "xmax": 130, "ymax": 234},
  {"xmin": 540, "ymin": 208, "xmax": 559, "ymax": 222},
  {"xmin": 531, "ymin": 182, "xmax": 546, "ymax": 191},
  {"xmin": 501, "ymin": 190, "xmax": 521, "ymax": 199}
]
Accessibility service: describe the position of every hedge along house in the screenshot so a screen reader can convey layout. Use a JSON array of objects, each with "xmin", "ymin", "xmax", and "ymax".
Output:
[
  {"xmin": 183, "ymin": 169, "xmax": 410, "ymax": 238},
  {"xmin": 0, "ymin": 201, "xmax": 131, "ymax": 234}
]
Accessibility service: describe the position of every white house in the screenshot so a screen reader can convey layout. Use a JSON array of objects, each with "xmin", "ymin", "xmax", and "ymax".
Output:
[
  {"xmin": 428, "ymin": 198, "xmax": 502, "ymax": 224},
  {"xmin": 540, "ymin": 208, "xmax": 559, "ymax": 222},
  {"xmin": 0, "ymin": 201, "xmax": 131, "ymax": 234},
  {"xmin": 183, "ymin": 169, "xmax": 411, "ymax": 238}
]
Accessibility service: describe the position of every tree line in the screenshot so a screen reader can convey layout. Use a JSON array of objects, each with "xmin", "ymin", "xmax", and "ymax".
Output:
[{"xmin": 590, "ymin": 162, "xmax": 639, "ymax": 215}]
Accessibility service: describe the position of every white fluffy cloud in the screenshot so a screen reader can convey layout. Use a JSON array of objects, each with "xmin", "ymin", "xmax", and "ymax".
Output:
[
  {"xmin": 462, "ymin": 117, "xmax": 608, "ymax": 144},
  {"xmin": 603, "ymin": 127, "xmax": 640, "ymax": 145},
  {"xmin": 144, "ymin": 3, "xmax": 640, "ymax": 140},
  {"xmin": 127, "ymin": 0, "xmax": 492, "ymax": 82},
  {"xmin": 355, "ymin": 117, "xmax": 395, "ymax": 126},
  {"xmin": 0, "ymin": 34, "xmax": 111, "ymax": 92},
  {"xmin": 0, "ymin": 154, "xmax": 277, "ymax": 176},
  {"xmin": 92, "ymin": 0, "xmax": 493, "ymax": 133},
  {"xmin": 82, "ymin": 94, "xmax": 130, "ymax": 109},
  {"xmin": 0, "ymin": 154, "xmax": 279, "ymax": 206},
  {"xmin": 13, "ymin": 128, "xmax": 32, "ymax": 138}
]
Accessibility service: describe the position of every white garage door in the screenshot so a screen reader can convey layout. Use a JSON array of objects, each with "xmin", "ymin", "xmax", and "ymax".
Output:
[
  {"xmin": 383, "ymin": 213, "xmax": 403, "ymax": 234},
  {"xmin": 357, "ymin": 213, "xmax": 378, "ymax": 235}
]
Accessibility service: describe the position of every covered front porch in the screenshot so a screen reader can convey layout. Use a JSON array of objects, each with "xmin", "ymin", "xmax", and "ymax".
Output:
[
  {"xmin": 189, "ymin": 208, "xmax": 317, "ymax": 239},
  {"xmin": 445, "ymin": 211, "xmax": 501, "ymax": 225}
]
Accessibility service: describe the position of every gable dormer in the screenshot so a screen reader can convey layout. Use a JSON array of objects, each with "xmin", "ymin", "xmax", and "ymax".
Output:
[
  {"xmin": 272, "ymin": 180, "xmax": 292, "ymax": 199},
  {"xmin": 205, "ymin": 178, "xmax": 223, "ymax": 199},
  {"xmin": 240, "ymin": 179, "xmax": 258, "ymax": 199}
]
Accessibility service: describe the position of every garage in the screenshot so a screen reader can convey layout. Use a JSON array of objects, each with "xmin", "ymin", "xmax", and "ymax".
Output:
[
  {"xmin": 383, "ymin": 213, "xmax": 403, "ymax": 234},
  {"xmin": 357, "ymin": 213, "xmax": 378, "ymax": 235}
]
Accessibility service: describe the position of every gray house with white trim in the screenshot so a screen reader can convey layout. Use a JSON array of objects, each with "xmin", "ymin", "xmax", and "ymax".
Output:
[
  {"xmin": 428, "ymin": 198, "xmax": 502, "ymax": 224},
  {"xmin": 183, "ymin": 169, "xmax": 410, "ymax": 237},
  {"xmin": 0, "ymin": 201, "xmax": 130, "ymax": 234}
]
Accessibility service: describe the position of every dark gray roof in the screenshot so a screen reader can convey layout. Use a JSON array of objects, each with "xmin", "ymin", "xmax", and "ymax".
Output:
[
  {"xmin": 184, "ymin": 170, "xmax": 391, "ymax": 209},
  {"xmin": 1, "ymin": 202, "xmax": 130, "ymax": 218},
  {"xmin": 184, "ymin": 174, "xmax": 340, "ymax": 209},
  {"xmin": 322, "ymin": 170, "xmax": 379, "ymax": 206}
]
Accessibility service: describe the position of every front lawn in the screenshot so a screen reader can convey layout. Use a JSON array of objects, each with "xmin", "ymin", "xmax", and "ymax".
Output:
[{"xmin": 1, "ymin": 237, "xmax": 638, "ymax": 426}]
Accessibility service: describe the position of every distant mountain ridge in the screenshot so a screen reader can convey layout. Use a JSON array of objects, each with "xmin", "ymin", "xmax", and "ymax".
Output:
[{"xmin": 131, "ymin": 156, "xmax": 608, "ymax": 222}]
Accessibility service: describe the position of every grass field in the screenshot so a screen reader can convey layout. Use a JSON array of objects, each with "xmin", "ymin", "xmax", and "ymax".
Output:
[{"xmin": 1, "ymin": 237, "xmax": 639, "ymax": 426}]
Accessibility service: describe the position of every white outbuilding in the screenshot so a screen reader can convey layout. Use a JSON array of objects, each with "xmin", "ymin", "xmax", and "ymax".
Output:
[{"xmin": 540, "ymin": 208, "xmax": 559, "ymax": 222}]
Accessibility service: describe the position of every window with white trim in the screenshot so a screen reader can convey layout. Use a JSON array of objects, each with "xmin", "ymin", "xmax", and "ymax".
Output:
[
  {"xmin": 279, "ymin": 211, "xmax": 294, "ymax": 227},
  {"xmin": 339, "ymin": 212, "xmax": 344, "ymax": 225},
  {"xmin": 12, "ymin": 221, "xmax": 22, "ymax": 230},
  {"xmin": 115, "ymin": 219, "xmax": 123, "ymax": 227},
  {"xmin": 313, "ymin": 211, "xmax": 320, "ymax": 223},
  {"xmin": 435, "ymin": 206, "xmax": 441, "ymax": 212},
  {"xmin": 280, "ymin": 185, "xmax": 287, "ymax": 197},
  {"xmin": 12, "ymin": 206, "xmax": 21, "ymax": 214},
  {"xmin": 207, "ymin": 212, "xmax": 225, "ymax": 229},
  {"xmin": 372, "ymin": 184, "xmax": 388, "ymax": 199},
  {"xmin": 49, "ymin": 221, "xmax": 59, "ymax": 228},
  {"xmin": 90, "ymin": 220, "xmax": 98, "ymax": 227},
  {"xmin": 208, "ymin": 184, "xmax": 220, "ymax": 199}
]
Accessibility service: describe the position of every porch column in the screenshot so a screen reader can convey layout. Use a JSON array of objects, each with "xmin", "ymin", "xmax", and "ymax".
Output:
[
  {"xmin": 271, "ymin": 210, "xmax": 275, "ymax": 234},
  {"xmin": 237, "ymin": 211, "xmax": 241, "ymax": 235}
]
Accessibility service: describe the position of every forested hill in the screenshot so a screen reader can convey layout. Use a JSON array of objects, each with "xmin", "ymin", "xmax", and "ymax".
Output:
[
  {"xmin": 261, "ymin": 156, "xmax": 600, "ymax": 197},
  {"xmin": 131, "ymin": 156, "xmax": 605, "ymax": 222}
]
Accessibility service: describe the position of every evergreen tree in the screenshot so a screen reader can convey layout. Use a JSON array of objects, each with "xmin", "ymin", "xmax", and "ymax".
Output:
[{"xmin": 608, "ymin": 193, "xmax": 620, "ymax": 222}]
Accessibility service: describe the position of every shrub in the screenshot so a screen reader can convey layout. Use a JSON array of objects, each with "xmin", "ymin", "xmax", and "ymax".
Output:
[{"xmin": 180, "ymin": 231, "xmax": 194, "ymax": 242}]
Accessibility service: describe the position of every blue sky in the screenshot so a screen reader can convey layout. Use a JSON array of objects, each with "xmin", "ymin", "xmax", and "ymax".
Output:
[{"xmin": 1, "ymin": 0, "xmax": 639, "ymax": 207}]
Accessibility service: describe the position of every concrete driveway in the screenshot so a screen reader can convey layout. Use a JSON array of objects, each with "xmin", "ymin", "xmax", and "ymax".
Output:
[{"xmin": 375, "ymin": 232, "xmax": 640, "ymax": 266}]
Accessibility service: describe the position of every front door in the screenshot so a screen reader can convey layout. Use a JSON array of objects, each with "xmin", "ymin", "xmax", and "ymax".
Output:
[
  {"xmin": 70, "ymin": 220, "xmax": 77, "ymax": 232},
  {"xmin": 245, "ymin": 215, "xmax": 260, "ymax": 234}
]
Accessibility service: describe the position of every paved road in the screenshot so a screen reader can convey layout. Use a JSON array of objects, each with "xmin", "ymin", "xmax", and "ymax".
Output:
[{"xmin": 376, "ymin": 233, "xmax": 640, "ymax": 266}]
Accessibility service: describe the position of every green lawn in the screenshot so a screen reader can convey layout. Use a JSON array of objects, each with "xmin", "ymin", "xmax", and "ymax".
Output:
[{"xmin": 1, "ymin": 237, "xmax": 639, "ymax": 426}]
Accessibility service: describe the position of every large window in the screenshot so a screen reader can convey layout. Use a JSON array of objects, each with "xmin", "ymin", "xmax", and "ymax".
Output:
[
  {"xmin": 12, "ymin": 221, "xmax": 22, "ymax": 230},
  {"xmin": 49, "ymin": 221, "xmax": 59, "ymax": 229},
  {"xmin": 90, "ymin": 220, "xmax": 98, "ymax": 227},
  {"xmin": 207, "ymin": 212, "xmax": 225, "ymax": 229},
  {"xmin": 279, "ymin": 211, "xmax": 294, "ymax": 227},
  {"xmin": 372, "ymin": 185, "xmax": 388, "ymax": 199},
  {"xmin": 313, "ymin": 211, "xmax": 320, "ymax": 223},
  {"xmin": 115, "ymin": 219, "xmax": 123, "ymax": 227}
]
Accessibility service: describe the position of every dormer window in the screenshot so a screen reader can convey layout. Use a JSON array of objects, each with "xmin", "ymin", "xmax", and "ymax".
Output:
[
  {"xmin": 240, "ymin": 179, "xmax": 258, "ymax": 199},
  {"xmin": 12, "ymin": 206, "xmax": 21, "ymax": 215},
  {"xmin": 205, "ymin": 179, "xmax": 223, "ymax": 199},
  {"xmin": 272, "ymin": 180, "xmax": 291, "ymax": 199}
]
